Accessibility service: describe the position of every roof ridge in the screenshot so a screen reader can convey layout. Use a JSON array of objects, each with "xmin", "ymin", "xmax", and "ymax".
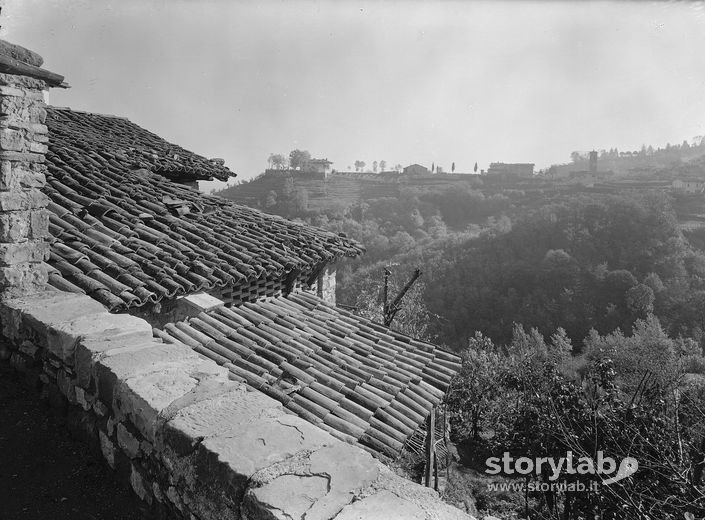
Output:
[{"xmin": 48, "ymin": 105, "xmax": 130, "ymax": 121}]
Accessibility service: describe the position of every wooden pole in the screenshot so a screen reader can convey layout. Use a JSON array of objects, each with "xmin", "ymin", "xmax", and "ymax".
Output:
[
  {"xmin": 433, "ymin": 448, "xmax": 439, "ymax": 491},
  {"xmin": 0, "ymin": 54, "xmax": 65, "ymax": 86},
  {"xmin": 424, "ymin": 409, "xmax": 435, "ymax": 487},
  {"xmin": 383, "ymin": 267, "xmax": 390, "ymax": 321},
  {"xmin": 385, "ymin": 267, "xmax": 422, "ymax": 327}
]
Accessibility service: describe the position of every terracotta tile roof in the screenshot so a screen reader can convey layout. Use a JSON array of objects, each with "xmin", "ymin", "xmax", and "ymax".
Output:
[
  {"xmin": 48, "ymin": 107, "xmax": 232, "ymax": 181},
  {"xmin": 154, "ymin": 291, "xmax": 461, "ymax": 460},
  {"xmin": 44, "ymin": 107, "xmax": 364, "ymax": 310}
]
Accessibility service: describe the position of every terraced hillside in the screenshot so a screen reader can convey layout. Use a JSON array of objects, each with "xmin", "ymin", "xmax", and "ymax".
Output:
[{"xmin": 217, "ymin": 170, "xmax": 489, "ymax": 213}]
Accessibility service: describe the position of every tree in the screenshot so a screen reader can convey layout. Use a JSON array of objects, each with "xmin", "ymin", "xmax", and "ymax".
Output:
[
  {"xmin": 474, "ymin": 162, "xmax": 478, "ymax": 173},
  {"xmin": 394, "ymin": 164, "xmax": 403, "ymax": 172},
  {"xmin": 570, "ymin": 151, "xmax": 582, "ymax": 163},
  {"xmin": 452, "ymin": 162, "xmax": 455, "ymax": 173},
  {"xmin": 446, "ymin": 332, "xmax": 506, "ymax": 441},
  {"xmin": 289, "ymin": 149, "xmax": 311, "ymax": 170},
  {"xmin": 264, "ymin": 190, "xmax": 278, "ymax": 209},
  {"xmin": 379, "ymin": 160, "xmax": 387, "ymax": 172},
  {"xmin": 372, "ymin": 161, "xmax": 378, "ymax": 173},
  {"xmin": 431, "ymin": 162, "xmax": 435, "ymax": 173},
  {"xmin": 354, "ymin": 160, "xmax": 365, "ymax": 172},
  {"xmin": 268, "ymin": 153, "xmax": 287, "ymax": 170}
]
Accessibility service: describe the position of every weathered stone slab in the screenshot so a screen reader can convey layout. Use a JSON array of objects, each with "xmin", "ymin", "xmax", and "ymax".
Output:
[
  {"xmin": 158, "ymin": 387, "xmax": 334, "ymax": 520},
  {"xmin": 46, "ymin": 313, "xmax": 153, "ymax": 363},
  {"xmin": 200, "ymin": 413, "xmax": 332, "ymax": 478},
  {"xmin": 251, "ymin": 474, "xmax": 330, "ymax": 519},
  {"xmin": 111, "ymin": 357, "xmax": 229, "ymax": 442},
  {"xmin": 245, "ymin": 443, "xmax": 380, "ymax": 520},
  {"xmin": 93, "ymin": 341, "xmax": 201, "ymax": 404},
  {"xmin": 0, "ymin": 40, "xmax": 44, "ymax": 67},
  {"xmin": 0, "ymin": 291, "xmax": 94, "ymax": 339},
  {"xmin": 333, "ymin": 491, "xmax": 427, "ymax": 520}
]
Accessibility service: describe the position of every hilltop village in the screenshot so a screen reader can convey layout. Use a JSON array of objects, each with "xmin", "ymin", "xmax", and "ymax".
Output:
[{"xmin": 220, "ymin": 141, "xmax": 705, "ymax": 227}]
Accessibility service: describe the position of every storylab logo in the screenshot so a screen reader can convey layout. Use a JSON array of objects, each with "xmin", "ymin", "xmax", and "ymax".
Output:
[{"xmin": 485, "ymin": 451, "xmax": 638, "ymax": 485}]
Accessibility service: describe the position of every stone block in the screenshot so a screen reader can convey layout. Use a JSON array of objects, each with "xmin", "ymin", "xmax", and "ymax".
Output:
[
  {"xmin": 0, "ymin": 190, "xmax": 48, "ymax": 211},
  {"xmin": 0, "ymin": 96, "xmax": 45, "ymax": 126},
  {"xmin": 0, "ymin": 127, "xmax": 25, "ymax": 151},
  {"xmin": 27, "ymin": 141, "xmax": 47, "ymax": 154},
  {"xmin": 0, "ymin": 262, "xmax": 49, "ymax": 297},
  {"xmin": 166, "ymin": 486, "xmax": 185, "ymax": 512},
  {"xmin": 0, "ymin": 72, "xmax": 47, "ymax": 89},
  {"xmin": 99, "ymin": 429, "xmax": 115, "ymax": 469},
  {"xmin": 175, "ymin": 292, "xmax": 224, "ymax": 316},
  {"xmin": 46, "ymin": 312, "xmax": 153, "ymax": 364},
  {"xmin": 141, "ymin": 439, "xmax": 154, "ymax": 457},
  {"xmin": 117, "ymin": 422, "xmax": 141, "ymax": 459},
  {"xmin": 18, "ymin": 339, "xmax": 38, "ymax": 357},
  {"xmin": 0, "ymin": 211, "xmax": 30, "ymax": 240},
  {"xmin": 0, "ymin": 85, "xmax": 26, "ymax": 98},
  {"xmin": 87, "ymin": 340, "xmax": 196, "ymax": 401},
  {"xmin": 5, "ymin": 290, "xmax": 105, "ymax": 343},
  {"xmin": 56, "ymin": 367, "xmax": 76, "ymax": 402},
  {"xmin": 152, "ymin": 482, "xmax": 164, "ymax": 503},
  {"xmin": 0, "ymin": 105, "xmax": 47, "ymax": 126},
  {"xmin": 75, "ymin": 386, "xmax": 91, "ymax": 410},
  {"xmin": 0, "ymin": 150, "xmax": 44, "ymax": 163},
  {"xmin": 115, "ymin": 359, "xmax": 229, "ymax": 442},
  {"xmin": 0, "ymin": 160, "xmax": 47, "ymax": 190},
  {"xmin": 29, "ymin": 209, "xmax": 48, "ymax": 237},
  {"xmin": 0, "ymin": 241, "xmax": 49, "ymax": 264},
  {"xmin": 93, "ymin": 399, "xmax": 109, "ymax": 417}
]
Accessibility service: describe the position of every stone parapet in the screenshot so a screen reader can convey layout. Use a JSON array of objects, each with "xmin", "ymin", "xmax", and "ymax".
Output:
[{"xmin": 0, "ymin": 290, "xmax": 473, "ymax": 520}]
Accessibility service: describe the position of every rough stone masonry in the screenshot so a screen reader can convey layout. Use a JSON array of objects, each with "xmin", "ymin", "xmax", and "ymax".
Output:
[{"xmin": 0, "ymin": 41, "xmax": 56, "ymax": 298}]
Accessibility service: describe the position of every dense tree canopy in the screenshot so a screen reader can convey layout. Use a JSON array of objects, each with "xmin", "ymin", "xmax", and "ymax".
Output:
[{"xmin": 425, "ymin": 193, "xmax": 705, "ymax": 351}]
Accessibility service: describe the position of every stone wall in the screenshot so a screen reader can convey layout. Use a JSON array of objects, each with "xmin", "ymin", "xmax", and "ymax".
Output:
[
  {"xmin": 1, "ymin": 289, "xmax": 473, "ymax": 520},
  {"xmin": 0, "ymin": 71, "xmax": 50, "ymax": 297},
  {"xmin": 317, "ymin": 265, "xmax": 336, "ymax": 305}
]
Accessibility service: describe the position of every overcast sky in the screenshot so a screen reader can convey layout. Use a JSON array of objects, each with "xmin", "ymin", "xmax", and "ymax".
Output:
[{"xmin": 3, "ymin": 1, "xmax": 705, "ymax": 189}]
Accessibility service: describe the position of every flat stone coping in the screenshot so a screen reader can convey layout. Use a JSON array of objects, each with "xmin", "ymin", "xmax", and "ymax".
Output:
[{"xmin": 1, "ymin": 290, "xmax": 473, "ymax": 520}]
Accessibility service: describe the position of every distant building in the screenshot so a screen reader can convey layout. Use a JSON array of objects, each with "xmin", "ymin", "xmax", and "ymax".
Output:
[
  {"xmin": 589, "ymin": 151, "xmax": 598, "ymax": 174},
  {"xmin": 307, "ymin": 158, "xmax": 333, "ymax": 175},
  {"xmin": 403, "ymin": 163, "xmax": 430, "ymax": 176},
  {"xmin": 486, "ymin": 162, "xmax": 534, "ymax": 177},
  {"xmin": 672, "ymin": 179, "xmax": 704, "ymax": 193}
]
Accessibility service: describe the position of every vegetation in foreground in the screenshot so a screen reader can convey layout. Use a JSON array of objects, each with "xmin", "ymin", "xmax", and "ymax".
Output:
[{"xmin": 444, "ymin": 322, "xmax": 705, "ymax": 519}]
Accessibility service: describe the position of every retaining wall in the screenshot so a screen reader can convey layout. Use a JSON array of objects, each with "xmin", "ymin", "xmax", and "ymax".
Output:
[{"xmin": 1, "ymin": 289, "xmax": 473, "ymax": 520}]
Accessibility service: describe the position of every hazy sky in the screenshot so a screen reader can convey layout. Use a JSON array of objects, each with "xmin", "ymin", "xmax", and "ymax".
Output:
[{"xmin": 3, "ymin": 1, "xmax": 705, "ymax": 189}]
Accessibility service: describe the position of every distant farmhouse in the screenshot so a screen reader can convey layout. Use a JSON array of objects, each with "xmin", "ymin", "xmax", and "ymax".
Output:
[
  {"xmin": 673, "ymin": 179, "xmax": 704, "ymax": 193},
  {"xmin": 403, "ymin": 163, "xmax": 430, "ymax": 176},
  {"xmin": 307, "ymin": 158, "xmax": 333, "ymax": 176},
  {"xmin": 545, "ymin": 151, "xmax": 614, "ymax": 185},
  {"xmin": 487, "ymin": 162, "xmax": 535, "ymax": 177}
]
